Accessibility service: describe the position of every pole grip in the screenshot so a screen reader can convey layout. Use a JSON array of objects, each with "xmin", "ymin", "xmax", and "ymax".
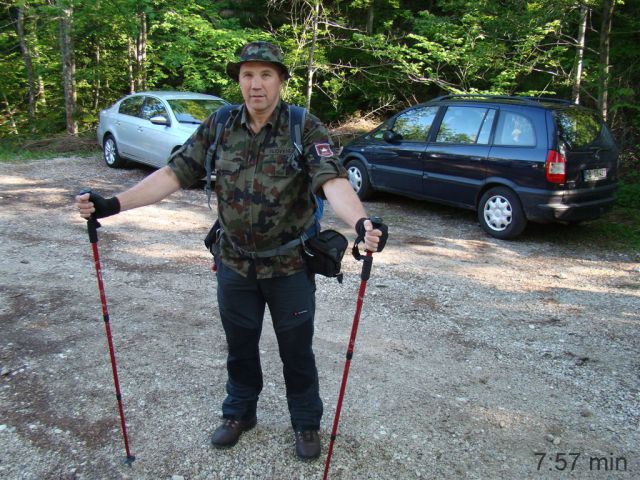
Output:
[
  {"xmin": 79, "ymin": 188, "xmax": 101, "ymax": 244},
  {"xmin": 87, "ymin": 217, "xmax": 100, "ymax": 244},
  {"xmin": 360, "ymin": 251, "xmax": 373, "ymax": 281}
]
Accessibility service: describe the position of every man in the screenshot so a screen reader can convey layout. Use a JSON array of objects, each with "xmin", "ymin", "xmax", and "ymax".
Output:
[{"xmin": 76, "ymin": 41, "xmax": 388, "ymax": 460}]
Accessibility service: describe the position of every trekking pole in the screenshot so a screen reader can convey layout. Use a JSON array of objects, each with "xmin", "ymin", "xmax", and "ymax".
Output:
[
  {"xmin": 80, "ymin": 189, "xmax": 135, "ymax": 465},
  {"xmin": 323, "ymin": 217, "xmax": 381, "ymax": 480}
]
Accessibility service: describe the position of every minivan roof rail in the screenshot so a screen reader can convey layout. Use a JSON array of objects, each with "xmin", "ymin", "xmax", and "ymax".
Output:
[{"xmin": 429, "ymin": 94, "xmax": 573, "ymax": 106}]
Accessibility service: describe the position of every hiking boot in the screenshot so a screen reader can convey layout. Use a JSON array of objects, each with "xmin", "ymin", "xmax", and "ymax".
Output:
[
  {"xmin": 210, "ymin": 417, "xmax": 257, "ymax": 449},
  {"xmin": 294, "ymin": 430, "xmax": 321, "ymax": 460}
]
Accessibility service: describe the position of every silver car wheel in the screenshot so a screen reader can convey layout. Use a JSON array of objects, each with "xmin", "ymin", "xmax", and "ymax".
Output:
[
  {"xmin": 104, "ymin": 138, "xmax": 117, "ymax": 166},
  {"xmin": 483, "ymin": 194, "xmax": 513, "ymax": 232},
  {"xmin": 347, "ymin": 165, "xmax": 363, "ymax": 192}
]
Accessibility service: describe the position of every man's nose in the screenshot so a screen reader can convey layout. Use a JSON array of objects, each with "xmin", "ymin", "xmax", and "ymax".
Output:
[{"xmin": 251, "ymin": 77, "xmax": 262, "ymax": 89}]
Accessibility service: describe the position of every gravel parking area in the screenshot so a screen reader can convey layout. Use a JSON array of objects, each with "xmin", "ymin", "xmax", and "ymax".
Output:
[{"xmin": 1, "ymin": 155, "xmax": 638, "ymax": 479}]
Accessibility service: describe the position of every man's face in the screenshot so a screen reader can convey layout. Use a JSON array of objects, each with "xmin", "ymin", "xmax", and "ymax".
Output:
[{"xmin": 239, "ymin": 62, "xmax": 285, "ymax": 116}]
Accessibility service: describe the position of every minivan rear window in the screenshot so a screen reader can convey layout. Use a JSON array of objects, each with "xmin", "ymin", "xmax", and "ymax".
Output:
[{"xmin": 554, "ymin": 108, "xmax": 612, "ymax": 149}]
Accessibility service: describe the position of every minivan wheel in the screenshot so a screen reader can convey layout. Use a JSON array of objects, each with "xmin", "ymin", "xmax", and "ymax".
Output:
[
  {"xmin": 103, "ymin": 134, "xmax": 126, "ymax": 168},
  {"xmin": 478, "ymin": 187, "xmax": 527, "ymax": 239},
  {"xmin": 346, "ymin": 159, "xmax": 373, "ymax": 200}
]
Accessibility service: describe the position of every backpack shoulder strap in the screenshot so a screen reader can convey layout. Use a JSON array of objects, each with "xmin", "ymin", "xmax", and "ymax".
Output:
[
  {"xmin": 287, "ymin": 104, "xmax": 324, "ymax": 233},
  {"xmin": 205, "ymin": 104, "xmax": 237, "ymax": 209},
  {"xmin": 288, "ymin": 104, "xmax": 306, "ymax": 169}
]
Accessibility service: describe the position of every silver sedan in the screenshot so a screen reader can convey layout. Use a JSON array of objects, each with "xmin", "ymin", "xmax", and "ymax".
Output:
[{"xmin": 96, "ymin": 91, "xmax": 228, "ymax": 168}]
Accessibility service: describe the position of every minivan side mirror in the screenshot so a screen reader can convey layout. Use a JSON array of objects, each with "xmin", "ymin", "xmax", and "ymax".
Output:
[
  {"xmin": 150, "ymin": 115, "xmax": 170, "ymax": 126},
  {"xmin": 383, "ymin": 129, "xmax": 401, "ymax": 143}
]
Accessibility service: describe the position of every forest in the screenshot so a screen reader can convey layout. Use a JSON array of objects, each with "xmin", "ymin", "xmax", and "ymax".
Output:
[{"xmin": 1, "ymin": 0, "xmax": 638, "ymax": 169}]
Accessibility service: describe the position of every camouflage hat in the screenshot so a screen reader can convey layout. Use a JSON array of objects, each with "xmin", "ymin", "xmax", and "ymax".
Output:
[{"xmin": 226, "ymin": 41, "xmax": 290, "ymax": 82}]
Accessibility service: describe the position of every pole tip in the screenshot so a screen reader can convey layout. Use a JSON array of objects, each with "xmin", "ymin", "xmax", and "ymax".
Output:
[{"xmin": 124, "ymin": 455, "xmax": 136, "ymax": 466}]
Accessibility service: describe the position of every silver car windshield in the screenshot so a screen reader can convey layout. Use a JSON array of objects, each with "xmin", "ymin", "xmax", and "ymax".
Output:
[{"xmin": 167, "ymin": 99, "xmax": 227, "ymax": 124}]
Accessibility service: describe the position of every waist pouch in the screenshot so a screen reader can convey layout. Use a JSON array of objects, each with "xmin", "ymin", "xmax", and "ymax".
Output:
[
  {"xmin": 303, "ymin": 229, "xmax": 348, "ymax": 281},
  {"xmin": 205, "ymin": 221, "xmax": 348, "ymax": 282},
  {"xmin": 204, "ymin": 219, "xmax": 221, "ymax": 256}
]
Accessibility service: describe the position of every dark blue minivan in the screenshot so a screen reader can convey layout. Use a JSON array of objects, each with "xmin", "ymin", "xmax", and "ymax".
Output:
[{"xmin": 340, "ymin": 95, "xmax": 619, "ymax": 239}]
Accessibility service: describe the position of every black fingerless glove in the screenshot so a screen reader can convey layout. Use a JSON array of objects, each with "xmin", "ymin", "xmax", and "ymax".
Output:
[
  {"xmin": 355, "ymin": 217, "xmax": 368, "ymax": 244},
  {"xmin": 355, "ymin": 216, "xmax": 389, "ymax": 252},
  {"xmin": 90, "ymin": 192, "xmax": 121, "ymax": 219}
]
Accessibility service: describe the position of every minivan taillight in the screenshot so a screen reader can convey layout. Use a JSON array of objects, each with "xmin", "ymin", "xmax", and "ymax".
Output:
[{"xmin": 546, "ymin": 150, "xmax": 566, "ymax": 184}]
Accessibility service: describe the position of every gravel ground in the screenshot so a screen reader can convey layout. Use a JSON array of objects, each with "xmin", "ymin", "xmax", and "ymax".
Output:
[{"xmin": 1, "ymin": 155, "xmax": 639, "ymax": 479}]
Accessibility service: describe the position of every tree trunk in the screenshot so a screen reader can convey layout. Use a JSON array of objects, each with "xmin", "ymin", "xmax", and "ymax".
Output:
[
  {"xmin": 92, "ymin": 0, "xmax": 101, "ymax": 110},
  {"xmin": 136, "ymin": 12, "xmax": 147, "ymax": 91},
  {"xmin": 16, "ymin": 5, "xmax": 37, "ymax": 132},
  {"xmin": 128, "ymin": 37, "xmax": 135, "ymax": 94},
  {"xmin": 92, "ymin": 44, "xmax": 101, "ymax": 111},
  {"xmin": 58, "ymin": 1, "xmax": 77, "ymax": 135},
  {"xmin": 571, "ymin": 5, "xmax": 588, "ymax": 105},
  {"xmin": 366, "ymin": 1, "xmax": 374, "ymax": 35},
  {"xmin": 598, "ymin": 0, "xmax": 615, "ymax": 121},
  {"xmin": 305, "ymin": 1, "xmax": 320, "ymax": 111},
  {"xmin": 37, "ymin": 76, "xmax": 46, "ymax": 106}
]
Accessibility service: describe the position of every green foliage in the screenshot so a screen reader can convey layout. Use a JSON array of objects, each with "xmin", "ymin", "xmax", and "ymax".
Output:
[
  {"xmin": 616, "ymin": 175, "xmax": 640, "ymax": 210},
  {"xmin": 149, "ymin": 8, "xmax": 263, "ymax": 96},
  {"xmin": 575, "ymin": 180, "xmax": 640, "ymax": 251}
]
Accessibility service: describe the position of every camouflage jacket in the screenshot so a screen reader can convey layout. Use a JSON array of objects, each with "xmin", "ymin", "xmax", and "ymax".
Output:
[{"xmin": 168, "ymin": 100, "xmax": 347, "ymax": 279}]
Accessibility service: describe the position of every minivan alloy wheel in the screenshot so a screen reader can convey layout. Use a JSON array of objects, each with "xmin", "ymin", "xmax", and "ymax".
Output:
[
  {"xmin": 483, "ymin": 194, "xmax": 512, "ymax": 231},
  {"xmin": 478, "ymin": 186, "xmax": 527, "ymax": 239},
  {"xmin": 347, "ymin": 165, "xmax": 363, "ymax": 192},
  {"xmin": 345, "ymin": 159, "xmax": 373, "ymax": 200}
]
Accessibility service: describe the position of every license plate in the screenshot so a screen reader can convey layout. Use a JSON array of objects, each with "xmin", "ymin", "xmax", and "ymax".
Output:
[{"xmin": 583, "ymin": 168, "xmax": 607, "ymax": 182}]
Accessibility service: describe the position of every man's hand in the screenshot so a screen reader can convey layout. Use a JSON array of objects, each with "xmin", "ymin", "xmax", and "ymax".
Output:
[
  {"xmin": 322, "ymin": 177, "xmax": 389, "ymax": 253},
  {"xmin": 355, "ymin": 217, "xmax": 388, "ymax": 253},
  {"xmin": 75, "ymin": 192, "xmax": 120, "ymax": 219}
]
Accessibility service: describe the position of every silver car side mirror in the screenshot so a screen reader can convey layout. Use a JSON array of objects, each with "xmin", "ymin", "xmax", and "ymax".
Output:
[{"xmin": 149, "ymin": 115, "xmax": 170, "ymax": 126}]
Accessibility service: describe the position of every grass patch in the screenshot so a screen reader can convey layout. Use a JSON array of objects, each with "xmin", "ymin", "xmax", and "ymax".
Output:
[
  {"xmin": 0, "ymin": 133, "xmax": 100, "ymax": 163},
  {"xmin": 594, "ymin": 177, "xmax": 640, "ymax": 250}
]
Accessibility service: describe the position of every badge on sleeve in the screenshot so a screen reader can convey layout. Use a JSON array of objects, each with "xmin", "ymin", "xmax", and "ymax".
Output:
[{"xmin": 314, "ymin": 143, "xmax": 334, "ymax": 157}]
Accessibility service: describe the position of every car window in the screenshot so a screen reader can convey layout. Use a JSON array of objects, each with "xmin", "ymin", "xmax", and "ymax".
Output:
[
  {"xmin": 477, "ymin": 109, "xmax": 497, "ymax": 144},
  {"xmin": 118, "ymin": 97, "xmax": 144, "ymax": 117},
  {"xmin": 367, "ymin": 120, "xmax": 392, "ymax": 140},
  {"xmin": 371, "ymin": 129, "xmax": 385, "ymax": 140},
  {"xmin": 141, "ymin": 97, "xmax": 168, "ymax": 120},
  {"xmin": 494, "ymin": 111, "xmax": 536, "ymax": 146},
  {"xmin": 167, "ymin": 99, "xmax": 227, "ymax": 124},
  {"xmin": 554, "ymin": 108, "xmax": 613, "ymax": 150},
  {"xmin": 435, "ymin": 106, "xmax": 495, "ymax": 145},
  {"xmin": 392, "ymin": 106, "xmax": 438, "ymax": 141}
]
